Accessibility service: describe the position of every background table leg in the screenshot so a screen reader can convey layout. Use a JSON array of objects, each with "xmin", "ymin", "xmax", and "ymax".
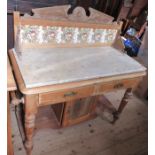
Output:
[
  {"xmin": 112, "ymin": 88, "xmax": 132, "ymax": 123},
  {"xmin": 117, "ymin": 88, "xmax": 132, "ymax": 114}
]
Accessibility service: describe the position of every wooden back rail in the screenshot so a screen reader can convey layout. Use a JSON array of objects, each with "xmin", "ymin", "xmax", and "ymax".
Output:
[{"xmin": 13, "ymin": 11, "xmax": 123, "ymax": 49}]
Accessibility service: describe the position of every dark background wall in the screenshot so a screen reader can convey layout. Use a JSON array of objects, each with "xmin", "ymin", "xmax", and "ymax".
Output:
[{"xmin": 7, "ymin": 0, "xmax": 123, "ymax": 15}]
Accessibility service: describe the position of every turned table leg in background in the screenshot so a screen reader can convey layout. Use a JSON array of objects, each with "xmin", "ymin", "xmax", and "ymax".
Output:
[
  {"xmin": 97, "ymin": 88, "xmax": 133, "ymax": 123},
  {"xmin": 24, "ymin": 95, "xmax": 38, "ymax": 155},
  {"xmin": 8, "ymin": 92, "xmax": 14, "ymax": 155},
  {"xmin": 112, "ymin": 88, "xmax": 132, "ymax": 123}
]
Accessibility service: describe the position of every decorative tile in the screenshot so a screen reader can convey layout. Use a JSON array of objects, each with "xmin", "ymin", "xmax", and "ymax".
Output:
[
  {"xmin": 42, "ymin": 26, "xmax": 58, "ymax": 43},
  {"xmin": 18, "ymin": 25, "xmax": 118, "ymax": 45},
  {"xmin": 19, "ymin": 25, "xmax": 40, "ymax": 43}
]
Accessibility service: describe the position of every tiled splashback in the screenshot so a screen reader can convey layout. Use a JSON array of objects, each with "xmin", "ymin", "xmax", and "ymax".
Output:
[{"xmin": 17, "ymin": 25, "xmax": 118, "ymax": 45}]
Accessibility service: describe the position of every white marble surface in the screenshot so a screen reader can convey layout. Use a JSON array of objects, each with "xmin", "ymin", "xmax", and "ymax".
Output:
[{"xmin": 13, "ymin": 47, "xmax": 146, "ymax": 88}]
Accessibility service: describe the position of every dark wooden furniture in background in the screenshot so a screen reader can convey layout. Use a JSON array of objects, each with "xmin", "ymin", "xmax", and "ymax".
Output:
[
  {"xmin": 134, "ymin": 27, "xmax": 148, "ymax": 99},
  {"xmin": 7, "ymin": 0, "xmax": 123, "ymax": 16},
  {"xmin": 129, "ymin": 0, "xmax": 148, "ymax": 18},
  {"xmin": 94, "ymin": 0, "xmax": 123, "ymax": 18}
]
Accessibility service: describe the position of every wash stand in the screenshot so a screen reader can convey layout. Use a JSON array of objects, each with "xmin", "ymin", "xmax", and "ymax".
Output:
[{"xmin": 9, "ymin": 9, "xmax": 146, "ymax": 155}]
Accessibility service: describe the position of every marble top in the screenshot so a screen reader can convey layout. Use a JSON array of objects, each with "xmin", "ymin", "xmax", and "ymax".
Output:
[{"xmin": 13, "ymin": 46, "xmax": 146, "ymax": 88}]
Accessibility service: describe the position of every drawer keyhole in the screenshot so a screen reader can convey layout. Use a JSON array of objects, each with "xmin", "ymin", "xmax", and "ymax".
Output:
[{"xmin": 64, "ymin": 91, "xmax": 77, "ymax": 97}]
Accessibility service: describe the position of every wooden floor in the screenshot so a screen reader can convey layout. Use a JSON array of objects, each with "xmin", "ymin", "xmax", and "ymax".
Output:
[{"xmin": 11, "ymin": 90, "xmax": 148, "ymax": 155}]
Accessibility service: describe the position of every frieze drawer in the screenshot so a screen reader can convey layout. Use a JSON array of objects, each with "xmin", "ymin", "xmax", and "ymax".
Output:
[
  {"xmin": 39, "ymin": 85, "xmax": 95, "ymax": 105},
  {"xmin": 97, "ymin": 78, "xmax": 140, "ymax": 94}
]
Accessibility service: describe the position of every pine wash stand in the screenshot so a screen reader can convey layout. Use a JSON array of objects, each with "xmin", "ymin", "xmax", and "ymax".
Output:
[{"xmin": 9, "ymin": 11, "xmax": 146, "ymax": 155}]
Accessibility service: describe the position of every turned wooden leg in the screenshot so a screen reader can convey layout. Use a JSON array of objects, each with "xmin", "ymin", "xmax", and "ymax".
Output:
[
  {"xmin": 24, "ymin": 95, "xmax": 38, "ymax": 155},
  {"xmin": 117, "ymin": 88, "xmax": 132, "ymax": 114},
  {"xmin": 98, "ymin": 95, "xmax": 117, "ymax": 113},
  {"xmin": 112, "ymin": 88, "xmax": 132, "ymax": 123},
  {"xmin": 97, "ymin": 95, "xmax": 118, "ymax": 123}
]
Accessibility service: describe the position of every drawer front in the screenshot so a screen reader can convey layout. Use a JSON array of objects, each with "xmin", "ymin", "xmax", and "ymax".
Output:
[
  {"xmin": 39, "ymin": 86, "xmax": 94, "ymax": 105},
  {"xmin": 97, "ymin": 78, "xmax": 139, "ymax": 94}
]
